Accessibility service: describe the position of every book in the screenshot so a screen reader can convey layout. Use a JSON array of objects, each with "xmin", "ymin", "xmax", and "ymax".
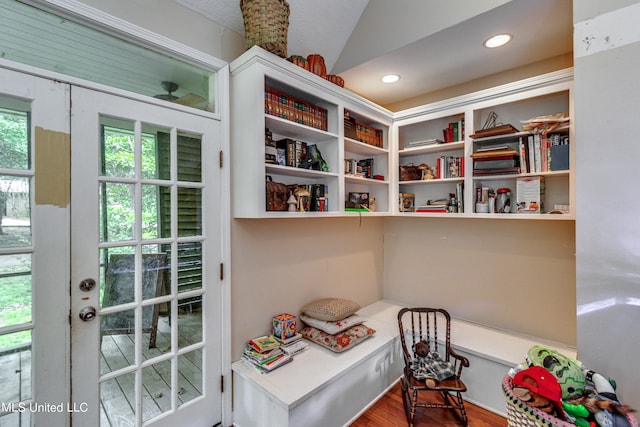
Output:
[
  {"xmin": 248, "ymin": 335, "xmax": 281, "ymax": 353},
  {"xmin": 516, "ymin": 176, "xmax": 545, "ymax": 213}
]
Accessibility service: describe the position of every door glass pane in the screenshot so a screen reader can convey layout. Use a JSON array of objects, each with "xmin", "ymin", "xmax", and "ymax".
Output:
[
  {"xmin": 177, "ymin": 241, "xmax": 202, "ymax": 293},
  {"xmin": 100, "ymin": 182, "xmax": 135, "ymax": 243},
  {"xmin": 102, "ymin": 123, "xmax": 135, "ymax": 178},
  {"xmin": 178, "ymin": 350, "xmax": 202, "ymax": 406},
  {"xmin": 177, "ymin": 133, "xmax": 202, "ymax": 183},
  {"xmin": 0, "ymin": 105, "xmax": 30, "ymax": 170},
  {"xmin": 101, "ymin": 247, "xmax": 135, "ymax": 308},
  {"xmin": 142, "ymin": 302, "xmax": 170, "ymax": 361},
  {"xmin": 142, "ymin": 360, "xmax": 172, "ymax": 423},
  {"xmin": 177, "ymin": 187, "xmax": 201, "ymax": 237},
  {"xmin": 142, "ymin": 185, "xmax": 169, "ymax": 240},
  {"xmin": 100, "ymin": 309, "xmax": 135, "ymax": 374},
  {"xmin": 0, "ymin": 330, "xmax": 32, "ymax": 404},
  {"xmin": 178, "ymin": 298, "xmax": 202, "ymax": 349},
  {"xmin": 100, "ymin": 373, "xmax": 136, "ymax": 425},
  {"xmin": 0, "ymin": 176, "xmax": 31, "ymax": 248},
  {"xmin": 0, "ymin": 254, "xmax": 32, "ymax": 328}
]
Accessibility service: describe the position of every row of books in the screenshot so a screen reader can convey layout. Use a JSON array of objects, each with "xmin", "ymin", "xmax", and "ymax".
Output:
[
  {"xmin": 344, "ymin": 112, "xmax": 384, "ymax": 148},
  {"xmin": 436, "ymin": 156, "xmax": 464, "ymax": 179},
  {"xmin": 272, "ymin": 137, "xmax": 329, "ymax": 172},
  {"xmin": 344, "ymin": 157, "xmax": 374, "ymax": 179},
  {"xmin": 265, "ymin": 86, "xmax": 328, "ymax": 131},
  {"xmin": 519, "ymin": 133, "xmax": 569, "ymax": 174},
  {"xmin": 288, "ymin": 183, "xmax": 329, "ymax": 212},
  {"xmin": 242, "ymin": 334, "xmax": 309, "ymax": 374},
  {"xmin": 443, "ymin": 118, "xmax": 465, "ymax": 143}
]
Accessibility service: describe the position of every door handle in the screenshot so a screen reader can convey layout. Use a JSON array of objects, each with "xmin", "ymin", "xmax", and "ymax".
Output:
[{"xmin": 78, "ymin": 306, "xmax": 97, "ymax": 322}]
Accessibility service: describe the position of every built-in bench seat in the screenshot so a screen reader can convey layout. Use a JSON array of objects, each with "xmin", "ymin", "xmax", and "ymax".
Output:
[{"xmin": 231, "ymin": 300, "xmax": 577, "ymax": 426}]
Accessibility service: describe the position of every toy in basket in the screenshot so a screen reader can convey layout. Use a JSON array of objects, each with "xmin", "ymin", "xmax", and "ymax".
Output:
[{"xmin": 504, "ymin": 345, "xmax": 638, "ymax": 427}]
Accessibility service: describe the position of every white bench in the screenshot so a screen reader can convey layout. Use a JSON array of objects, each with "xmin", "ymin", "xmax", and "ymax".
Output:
[
  {"xmin": 231, "ymin": 300, "xmax": 404, "ymax": 427},
  {"xmin": 231, "ymin": 300, "xmax": 577, "ymax": 425}
]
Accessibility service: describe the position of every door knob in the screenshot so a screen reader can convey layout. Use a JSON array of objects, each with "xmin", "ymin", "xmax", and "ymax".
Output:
[{"xmin": 79, "ymin": 306, "xmax": 97, "ymax": 322}]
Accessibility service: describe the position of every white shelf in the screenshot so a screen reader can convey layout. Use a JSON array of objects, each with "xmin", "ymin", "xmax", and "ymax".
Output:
[{"xmin": 232, "ymin": 47, "xmax": 574, "ymax": 221}]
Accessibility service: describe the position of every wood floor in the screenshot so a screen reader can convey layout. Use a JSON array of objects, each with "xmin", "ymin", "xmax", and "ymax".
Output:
[{"xmin": 350, "ymin": 381, "xmax": 508, "ymax": 427}]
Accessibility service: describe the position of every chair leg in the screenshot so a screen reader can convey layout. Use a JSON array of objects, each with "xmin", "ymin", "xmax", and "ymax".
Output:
[
  {"xmin": 400, "ymin": 378, "xmax": 414, "ymax": 427},
  {"xmin": 442, "ymin": 391, "xmax": 468, "ymax": 426}
]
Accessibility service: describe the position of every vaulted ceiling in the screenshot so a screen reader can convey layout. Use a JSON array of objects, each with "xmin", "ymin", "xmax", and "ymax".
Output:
[{"xmin": 177, "ymin": 0, "xmax": 573, "ymax": 108}]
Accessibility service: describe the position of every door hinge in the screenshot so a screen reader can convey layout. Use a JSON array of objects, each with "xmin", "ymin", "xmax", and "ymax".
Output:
[
  {"xmin": 219, "ymin": 150, "xmax": 223, "ymax": 168},
  {"xmin": 68, "ymin": 310, "xmax": 72, "ymax": 325},
  {"xmin": 219, "ymin": 263, "xmax": 224, "ymax": 281},
  {"xmin": 220, "ymin": 375, "xmax": 224, "ymax": 393}
]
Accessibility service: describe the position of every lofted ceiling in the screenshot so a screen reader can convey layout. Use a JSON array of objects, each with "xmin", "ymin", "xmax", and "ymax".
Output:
[{"xmin": 177, "ymin": 0, "xmax": 573, "ymax": 108}]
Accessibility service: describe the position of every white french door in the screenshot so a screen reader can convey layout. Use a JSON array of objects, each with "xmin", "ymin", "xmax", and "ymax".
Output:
[
  {"xmin": 0, "ymin": 67, "xmax": 70, "ymax": 425},
  {"xmin": 70, "ymin": 87, "xmax": 223, "ymax": 426}
]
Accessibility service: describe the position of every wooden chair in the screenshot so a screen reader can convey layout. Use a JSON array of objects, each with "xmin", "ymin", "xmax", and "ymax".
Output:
[{"xmin": 397, "ymin": 307, "xmax": 470, "ymax": 426}]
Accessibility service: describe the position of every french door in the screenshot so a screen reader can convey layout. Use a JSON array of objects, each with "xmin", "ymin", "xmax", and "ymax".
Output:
[
  {"xmin": 70, "ymin": 86, "xmax": 223, "ymax": 426},
  {"xmin": 0, "ymin": 67, "xmax": 70, "ymax": 425}
]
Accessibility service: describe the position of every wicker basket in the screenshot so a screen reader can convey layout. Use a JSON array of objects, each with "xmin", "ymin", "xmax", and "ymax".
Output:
[
  {"xmin": 240, "ymin": 0, "xmax": 290, "ymax": 57},
  {"xmin": 502, "ymin": 375, "xmax": 638, "ymax": 427}
]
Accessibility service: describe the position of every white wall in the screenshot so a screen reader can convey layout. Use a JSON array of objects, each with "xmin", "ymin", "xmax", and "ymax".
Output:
[{"xmin": 574, "ymin": 1, "xmax": 640, "ymax": 409}]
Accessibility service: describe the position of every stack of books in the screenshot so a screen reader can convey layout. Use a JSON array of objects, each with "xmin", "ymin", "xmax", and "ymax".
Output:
[
  {"xmin": 242, "ymin": 335, "xmax": 293, "ymax": 374},
  {"xmin": 471, "ymin": 145, "xmax": 520, "ymax": 176},
  {"xmin": 276, "ymin": 332, "xmax": 308, "ymax": 356}
]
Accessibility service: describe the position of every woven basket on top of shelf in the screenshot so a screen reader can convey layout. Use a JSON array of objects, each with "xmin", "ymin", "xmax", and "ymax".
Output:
[
  {"xmin": 240, "ymin": 0, "xmax": 290, "ymax": 57},
  {"xmin": 502, "ymin": 375, "xmax": 638, "ymax": 427}
]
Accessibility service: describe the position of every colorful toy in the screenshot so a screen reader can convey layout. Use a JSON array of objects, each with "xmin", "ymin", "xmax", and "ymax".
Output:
[
  {"xmin": 526, "ymin": 345, "xmax": 586, "ymax": 399},
  {"xmin": 272, "ymin": 313, "xmax": 297, "ymax": 341},
  {"xmin": 512, "ymin": 366, "xmax": 566, "ymax": 420}
]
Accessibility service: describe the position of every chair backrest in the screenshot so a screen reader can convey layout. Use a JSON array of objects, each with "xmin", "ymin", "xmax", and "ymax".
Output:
[{"xmin": 397, "ymin": 307, "xmax": 452, "ymax": 365}]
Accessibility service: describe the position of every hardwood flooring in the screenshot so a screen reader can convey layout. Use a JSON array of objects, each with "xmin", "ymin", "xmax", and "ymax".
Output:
[{"xmin": 350, "ymin": 382, "xmax": 508, "ymax": 427}]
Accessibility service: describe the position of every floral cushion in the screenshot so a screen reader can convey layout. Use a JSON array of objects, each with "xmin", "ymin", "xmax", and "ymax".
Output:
[
  {"xmin": 300, "ymin": 324, "xmax": 376, "ymax": 353},
  {"xmin": 300, "ymin": 313, "xmax": 365, "ymax": 335}
]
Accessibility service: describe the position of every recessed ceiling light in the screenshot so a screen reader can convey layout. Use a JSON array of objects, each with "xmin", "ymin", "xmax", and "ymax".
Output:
[
  {"xmin": 381, "ymin": 74, "xmax": 400, "ymax": 84},
  {"xmin": 484, "ymin": 34, "xmax": 512, "ymax": 48}
]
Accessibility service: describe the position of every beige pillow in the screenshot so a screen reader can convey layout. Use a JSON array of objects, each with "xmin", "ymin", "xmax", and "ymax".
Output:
[{"xmin": 301, "ymin": 298, "xmax": 361, "ymax": 321}]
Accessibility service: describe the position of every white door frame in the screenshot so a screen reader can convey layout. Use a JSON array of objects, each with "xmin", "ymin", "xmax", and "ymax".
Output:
[{"xmin": 0, "ymin": 5, "xmax": 232, "ymax": 421}]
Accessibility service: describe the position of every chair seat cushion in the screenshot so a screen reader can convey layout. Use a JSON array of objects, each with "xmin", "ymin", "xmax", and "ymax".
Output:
[{"xmin": 407, "ymin": 372, "xmax": 467, "ymax": 392}]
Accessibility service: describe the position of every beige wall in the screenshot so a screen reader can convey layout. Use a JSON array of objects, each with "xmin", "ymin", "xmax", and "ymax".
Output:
[
  {"xmin": 383, "ymin": 217, "xmax": 576, "ymax": 346},
  {"xmin": 231, "ymin": 218, "xmax": 385, "ymax": 360}
]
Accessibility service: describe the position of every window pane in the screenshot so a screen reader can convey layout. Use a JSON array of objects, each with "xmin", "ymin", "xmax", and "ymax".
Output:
[
  {"xmin": 0, "ymin": 176, "xmax": 31, "ymax": 248},
  {"xmin": 177, "ymin": 133, "xmax": 202, "ymax": 183},
  {"xmin": 0, "ymin": 330, "xmax": 32, "ymax": 405},
  {"xmin": 101, "ymin": 247, "xmax": 135, "ymax": 308},
  {"xmin": 100, "ymin": 310, "xmax": 135, "ymax": 375},
  {"xmin": 178, "ymin": 350, "xmax": 202, "ymax": 406},
  {"xmin": 141, "ymin": 184, "xmax": 164, "ymax": 240},
  {"xmin": 0, "ymin": 106, "xmax": 30, "ymax": 170},
  {"xmin": 177, "ymin": 242, "xmax": 202, "ymax": 293},
  {"xmin": 100, "ymin": 182, "xmax": 135, "ymax": 243},
  {"xmin": 177, "ymin": 187, "xmax": 201, "ymax": 237},
  {"xmin": 0, "ymin": 254, "xmax": 32, "ymax": 329},
  {"xmin": 101, "ymin": 122, "xmax": 136, "ymax": 178},
  {"xmin": 142, "ymin": 360, "xmax": 172, "ymax": 423}
]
